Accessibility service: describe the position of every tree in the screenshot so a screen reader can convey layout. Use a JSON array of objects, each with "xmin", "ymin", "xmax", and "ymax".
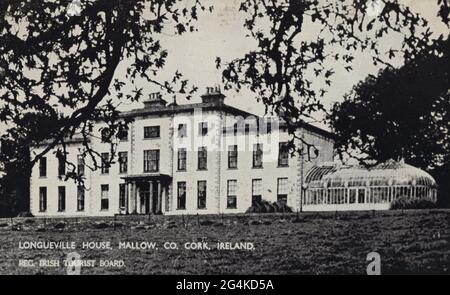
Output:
[
  {"xmin": 0, "ymin": 0, "xmax": 448, "ymax": 186},
  {"xmin": 0, "ymin": 0, "xmax": 211, "ymax": 178},
  {"xmin": 218, "ymin": 0, "xmax": 449, "ymax": 158},
  {"xmin": 329, "ymin": 43, "xmax": 450, "ymax": 206}
]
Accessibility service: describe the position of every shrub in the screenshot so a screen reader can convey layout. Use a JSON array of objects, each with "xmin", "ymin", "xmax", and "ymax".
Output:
[
  {"xmin": 93, "ymin": 222, "xmax": 109, "ymax": 229},
  {"xmin": 17, "ymin": 211, "xmax": 33, "ymax": 218},
  {"xmin": 54, "ymin": 222, "xmax": 65, "ymax": 229},
  {"xmin": 390, "ymin": 196, "xmax": 437, "ymax": 210},
  {"xmin": 246, "ymin": 200, "xmax": 293, "ymax": 213}
]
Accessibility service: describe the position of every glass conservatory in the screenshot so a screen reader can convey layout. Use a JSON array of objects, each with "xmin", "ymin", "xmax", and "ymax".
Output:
[{"xmin": 303, "ymin": 160, "xmax": 437, "ymax": 211}]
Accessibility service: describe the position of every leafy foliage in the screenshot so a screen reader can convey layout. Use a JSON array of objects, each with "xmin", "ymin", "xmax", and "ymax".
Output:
[
  {"xmin": 217, "ymin": 0, "xmax": 444, "ymax": 157},
  {"xmin": 246, "ymin": 199, "xmax": 293, "ymax": 213},
  {"xmin": 0, "ymin": 0, "xmax": 209, "ymax": 176},
  {"xmin": 329, "ymin": 49, "xmax": 450, "ymax": 170},
  {"xmin": 390, "ymin": 196, "xmax": 437, "ymax": 210}
]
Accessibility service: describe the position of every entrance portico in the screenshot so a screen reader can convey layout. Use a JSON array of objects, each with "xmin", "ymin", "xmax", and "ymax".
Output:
[{"xmin": 121, "ymin": 173, "xmax": 171, "ymax": 215}]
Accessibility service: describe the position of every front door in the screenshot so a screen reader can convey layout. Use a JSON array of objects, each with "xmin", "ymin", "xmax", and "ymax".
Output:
[{"xmin": 140, "ymin": 191, "xmax": 150, "ymax": 214}]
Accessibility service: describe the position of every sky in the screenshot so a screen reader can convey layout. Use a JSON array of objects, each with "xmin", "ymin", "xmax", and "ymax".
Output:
[
  {"xmin": 127, "ymin": 0, "xmax": 448, "ymax": 129},
  {"xmin": 0, "ymin": 0, "xmax": 448, "ymax": 136}
]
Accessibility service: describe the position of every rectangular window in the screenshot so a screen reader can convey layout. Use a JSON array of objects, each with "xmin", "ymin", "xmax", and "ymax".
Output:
[
  {"xmin": 144, "ymin": 126, "xmax": 160, "ymax": 139},
  {"xmin": 227, "ymin": 180, "xmax": 237, "ymax": 209},
  {"xmin": 119, "ymin": 183, "xmax": 127, "ymax": 209},
  {"xmin": 177, "ymin": 182, "xmax": 186, "ymax": 210},
  {"xmin": 252, "ymin": 144, "xmax": 263, "ymax": 168},
  {"xmin": 58, "ymin": 186, "xmax": 66, "ymax": 212},
  {"xmin": 101, "ymin": 128, "xmax": 111, "ymax": 143},
  {"xmin": 199, "ymin": 122, "xmax": 208, "ymax": 136},
  {"xmin": 197, "ymin": 180, "xmax": 207, "ymax": 209},
  {"xmin": 77, "ymin": 186, "xmax": 85, "ymax": 211},
  {"xmin": 358, "ymin": 188, "xmax": 366, "ymax": 204},
  {"xmin": 143, "ymin": 150, "xmax": 160, "ymax": 172},
  {"xmin": 349, "ymin": 189, "xmax": 357, "ymax": 204},
  {"xmin": 101, "ymin": 184, "xmax": 109, "ymax": 211},
  {"xmin": 278, "ymin": 142, "xmax": 289, "ymax": 167},
  {"xmin": 266, "ymin": 121, "xmax": 272, "ymax": 134},
  {"xmin": 57, "ymin": 154, "xmax": 66, "ymax": 176},
  {"xmin": 177, "ymin": 148, "xmax": 187, "ymax": 171},
  {"xmin": 39, "ymin": 157, "xmax": 47, "ymax": 177},
  {"xmin": 252, "ymin": 179, "xmax": 262, "ymax": 205},
  {"xmin": 228, "ymin": 145, "xmax": 238, "ymax": 169},
  {"xmin": 77, "ymin": 155, "xmax": 85, "ymax": 176},
  {"xmin": 277, "ymin": 178, "xmax": 289, "ymax": 204},
  {"xmin": 198, "ymin": 146, "xmax": 207, "ymax": 170},
  {"xmin": 118, "ymin": 152, "xmax": 128, "ymax": 174},
  {"xmin": 101, "ymin": 153, "xmax": 110, "ymax": 174},
  {"xmin": 39, "ymin": 187, "xmax": 47, "ymax": 212},
  {"xmin": 178, "ymin": 123, "xmax": 187, "ymax": 138},
  {"xmin": 117, "ymin": 128, "xmax": 128, "ymax": 141}
]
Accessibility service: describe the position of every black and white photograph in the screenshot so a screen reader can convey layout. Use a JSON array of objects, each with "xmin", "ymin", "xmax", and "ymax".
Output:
[{"xmin": 0, "ymin": 0, "xmax": 449, "ymax": 280}]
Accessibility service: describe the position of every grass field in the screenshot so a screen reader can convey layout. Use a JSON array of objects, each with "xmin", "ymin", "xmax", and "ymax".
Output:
[{"xmin": 0, "ymin": 210, "xmax": 449, "ymax": 275}]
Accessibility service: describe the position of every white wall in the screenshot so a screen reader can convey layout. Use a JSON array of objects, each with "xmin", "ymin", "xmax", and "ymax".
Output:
[{"xmin": 29, "ymin": 108, "xmax": 335, "ymax": 217}]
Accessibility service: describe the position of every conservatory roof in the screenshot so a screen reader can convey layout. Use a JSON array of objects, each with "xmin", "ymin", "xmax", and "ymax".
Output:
[{"xmin": 305, "ymin": 160, "xmax": 437, "ymax": 189}]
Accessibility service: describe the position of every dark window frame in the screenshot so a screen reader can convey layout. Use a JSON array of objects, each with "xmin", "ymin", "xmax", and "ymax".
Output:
[
  {"xmin": 101, "ymin": 184, "xmax": 109, "ymax": 211},
  {"xmin": 177, "ymin": 182, "xmax": 186, "ymax": 210},
  {"xmin": 77, "ymin": 186, "xmax": 85, "ymax": 211},
  {"xmin": 57, "ymin": 154, "xmax": 66, "ymax": 176},
  {"xmin": 228, "ymin": 145, "xmax": 238, "ymax": 169},
  {"xmin": 266, "ymin": 121, "xmax": 272, "ymax": 134},
  {"xmin": 227, "ymin": 180, "xmax": 237, "ymax": 209},
  {"xmin": 252, "ymin": 144, "xmax": 263, "ymax": 168},
  {"xmin": 197, "ymin": 180, "xmax": 207, "ymax": 209},
  {"xmin": 58, "ymin": 186, "xmax": 66, "ymax": 212},
  {"xmin": 177, "ymin": 148, "xmax": 187, "ymax": 171},
  {"xmin": 117, "ymin": 128, "xmax": 129, "ymax": 141},
  {"xmin": 198, "ymin": 146, "xmax": 207, "ymax": 170},
  {"xmin": 101, "ymin": 152, "xmax": 110, "ymax": 174},
  {"xmin": 143, "ymin": 149, "xmax": 160, "ymax": 173},
  {"xmin": 277, "ymin": 177, "xmax": 289, "ymax": 204},
  {"xmin": 101, "ymin": 128, "xmax": 112, "ymax": 143},
  {"xmin": 144, "ymin": 126, "xmax": 160, "ymax": 139},
  {"xmin": 118, "ymin": 151, "xmax": 128, "ymax": 174},
  {"xmin": 39, "ymin": 157, "xmax": 47, "ymax": 178},
  {"xmin": 119, "ymin": 183, "xmax": 127, "ymax": 208},
  {"xmin": 178, "ymin": 123, "xmax": 187, "ymax": 138},
  {"xmin": 251, "ymin": 179, "xmax": 262, "ymax": 206},
  {"xmin": 77, "ymin": 155, "xmax": 85, "ymax": 176},
  {"xmin": 39, "ymin": 187, "xmax": 47, "ymax": 212},
  {"xmin": 278, "ymin": 142, "xmax": 289, "ymax": 167},
  {"xmin": 199, "ymin": 122, "xmax": 208, "ymax": 136}
]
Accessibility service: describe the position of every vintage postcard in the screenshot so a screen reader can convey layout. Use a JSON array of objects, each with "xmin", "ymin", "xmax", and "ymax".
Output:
[{"xmin": 0, "ymin": 0, "xmax": 449, "ymax": 283}]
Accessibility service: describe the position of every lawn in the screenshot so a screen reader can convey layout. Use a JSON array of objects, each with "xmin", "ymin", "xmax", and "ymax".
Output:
[{"xmin": 0, "ymin": 210, "xmax": 449, "ymax": 274}]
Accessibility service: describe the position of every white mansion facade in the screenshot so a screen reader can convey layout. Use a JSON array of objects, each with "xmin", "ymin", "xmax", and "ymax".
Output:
[{"xmin": 30, "ymin": 88, "xmax": 334, "ymax": 217}]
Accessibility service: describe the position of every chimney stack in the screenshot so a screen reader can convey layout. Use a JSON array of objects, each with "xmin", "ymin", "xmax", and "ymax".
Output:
[
  {"xmin": 143, "ymin": 92, "xmax": 167, "ymax": 108},
  {"xmin": 201, "ymin": 85, "xmax": 225, "ymax": 104}
]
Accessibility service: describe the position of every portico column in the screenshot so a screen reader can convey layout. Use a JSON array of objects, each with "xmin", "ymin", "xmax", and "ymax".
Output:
[
  {"xmin": 161, "ymin": 183, "xmax": 166, "ymax": 214},
  {"xmin": 156, "ymin": 181, "xmax": 162, "ymax": 214},
  {"xmin": 136, "ymin": 184, "xmax": 141, "ymax": 214},
  {"xmin": 129, "ymin": 182, "xmax": 137, "ymax": 214},
  {"xmin": 125, "ymin": 182, "xmax": 129, "ymax": 214},
  {"xmin": 149, "ymin": 181, "xmax": 154, "ymax": 214}
]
